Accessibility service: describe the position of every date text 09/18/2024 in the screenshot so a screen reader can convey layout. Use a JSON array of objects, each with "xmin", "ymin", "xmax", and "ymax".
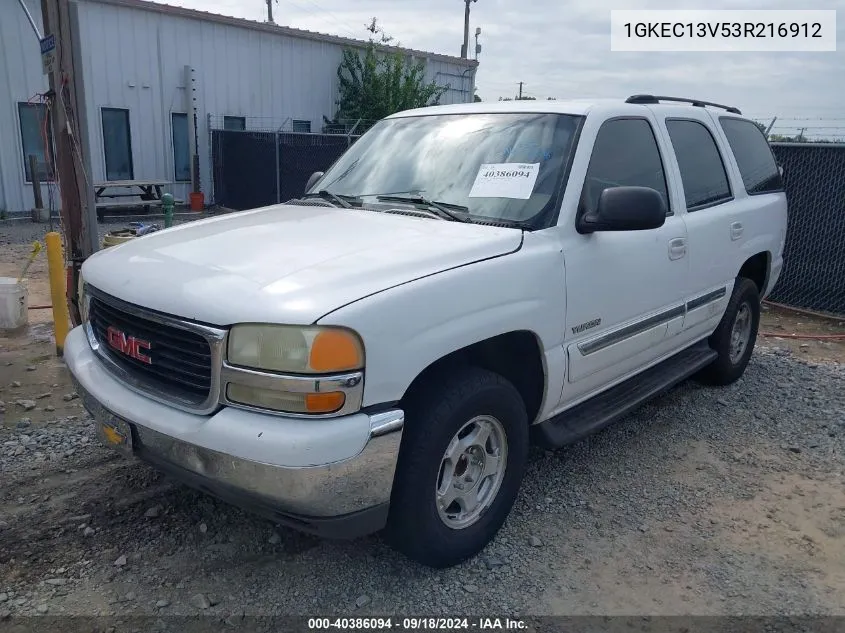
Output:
[{"xmin": 307, "ymin": 617, "xmax": 528, "ymax": 630}]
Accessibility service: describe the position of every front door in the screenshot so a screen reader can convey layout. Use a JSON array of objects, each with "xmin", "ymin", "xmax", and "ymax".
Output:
[{"xmin": 559, "ymin": 116, "xmax": 690, "ymax": 406}]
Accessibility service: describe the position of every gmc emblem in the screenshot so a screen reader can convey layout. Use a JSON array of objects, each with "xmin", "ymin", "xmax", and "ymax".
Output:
[{"xmin": 106, "ymin": 326, "xmax": 152, "ymax": 364}]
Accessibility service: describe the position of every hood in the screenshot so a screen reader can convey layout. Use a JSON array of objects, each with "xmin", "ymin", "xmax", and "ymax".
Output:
[{"xmin": 82, "ymin": 204, "xmax": 523, "ymax": 326}]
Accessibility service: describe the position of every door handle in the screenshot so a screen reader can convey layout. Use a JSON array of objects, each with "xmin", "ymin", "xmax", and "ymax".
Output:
[
  {"xmin": 730, "ymin": 222, "xmax": 744, "ymax": 241},
  {"xmin": 668, "ymin": 238, "xmax": 687, "ymax": 260}
]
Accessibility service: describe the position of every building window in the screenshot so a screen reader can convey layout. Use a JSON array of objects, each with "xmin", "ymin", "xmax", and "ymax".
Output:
[
  {"xmin": 18, "ymin": 103, "xmax": 55, "ymax": 182},
  {"xmin": 292, "ymin": 120, "xmax": 312, "ymax": 134},
  {"xmin": 101, "ymin": 107, "xmax": 134, "ymax": 181},
  {"xmin": 223, "ymin": 116, "xmax": 246, "ymax": 131},
  {"xmin": 581, "ymin": 118, "xmax": 670, "ymax": 215},
  {"xmin": 171, "ymin": 113, "xmax": 191, "ymax": 182},
  {"xmin": 666, "ymin": 119, "xmax": 732, "ymax": 211},
  {"xmin": 719, "ymin": 117, "xmax": 783, "ymax": 195}
]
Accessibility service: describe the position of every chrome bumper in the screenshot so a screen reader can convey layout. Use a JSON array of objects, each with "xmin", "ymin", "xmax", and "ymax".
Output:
[{"xmin": 70, "ymin": 372, "xmax": 404, "ymax": 538}]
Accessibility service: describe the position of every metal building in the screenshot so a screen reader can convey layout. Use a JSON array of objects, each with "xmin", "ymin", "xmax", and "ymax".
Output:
[{"xmin": 0, "ymin": 0, "xmax": 478, "ymax": 213}]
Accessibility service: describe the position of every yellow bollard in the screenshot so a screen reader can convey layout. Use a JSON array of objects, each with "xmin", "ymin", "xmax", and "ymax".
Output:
[{"xmin": 45, "ymin": 232, "xmax": 71, "ymax": 356}]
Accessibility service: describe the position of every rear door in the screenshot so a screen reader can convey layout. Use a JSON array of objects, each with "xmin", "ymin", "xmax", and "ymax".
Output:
[{"xmin": 654, "ymin": 111, "xmax": 738, "ymax": 337}]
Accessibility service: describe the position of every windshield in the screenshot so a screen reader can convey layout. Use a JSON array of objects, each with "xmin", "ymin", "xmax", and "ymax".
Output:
[{"xmin": 309, "ymin": 112, "xmax": 583, "ymax": 229}]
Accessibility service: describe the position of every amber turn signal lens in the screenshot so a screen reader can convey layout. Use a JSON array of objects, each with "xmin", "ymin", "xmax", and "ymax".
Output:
[
  {"xmin": 305, "ymin": 392, "xmax": 346, "ymax": 413},
  {"xmin": 309, "ymin": 330, "xmax": 364, "ymax": 372}
]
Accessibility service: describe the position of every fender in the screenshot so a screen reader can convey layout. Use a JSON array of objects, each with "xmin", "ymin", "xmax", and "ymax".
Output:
[{"xmin": 316, "ymin": 231, "xmax": 567, "ymax": 417}]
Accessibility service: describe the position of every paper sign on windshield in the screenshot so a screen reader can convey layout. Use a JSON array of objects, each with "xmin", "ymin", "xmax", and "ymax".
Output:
[{"xmin": 468, "ymin": 163, "xmax": 540, "ymax": 199}]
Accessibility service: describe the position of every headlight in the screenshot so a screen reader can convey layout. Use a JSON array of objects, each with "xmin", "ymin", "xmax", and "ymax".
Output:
[
  {"xmin": 225, "ymin": 324, "xmax": 364, "ymax": 415},
  {"xmin": 227, "ymin": 324, "xmax": 364, "ymax": 374}
]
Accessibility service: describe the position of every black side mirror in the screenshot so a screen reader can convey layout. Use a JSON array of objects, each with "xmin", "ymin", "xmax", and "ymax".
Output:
[
  {"xmin": 305, "ymin": 171, "xmax": 324, "ymax": 193},
  {"xmin": 578, "ymin": 186, "xmax": 667, "ymax": 234}
]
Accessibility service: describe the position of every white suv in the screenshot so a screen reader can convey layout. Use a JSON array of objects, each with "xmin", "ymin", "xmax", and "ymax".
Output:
[{"xmin": 65, "ymin": 95, "xmax": 787, "ymax": 568}]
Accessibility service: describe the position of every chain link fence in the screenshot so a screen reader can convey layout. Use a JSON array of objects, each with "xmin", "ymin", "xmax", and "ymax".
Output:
[
  {"xmin": 210, "ymin": 117, "xmax": 366, "ymax": 211},
  {"xmin": 768, "ymin": 142, "xmax": 845, "ymax": 316}
]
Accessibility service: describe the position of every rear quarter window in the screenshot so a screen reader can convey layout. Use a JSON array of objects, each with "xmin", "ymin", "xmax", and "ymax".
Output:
[{"xmin": 719, "ymin": 118, "xmax": 784, "ymax": 195}]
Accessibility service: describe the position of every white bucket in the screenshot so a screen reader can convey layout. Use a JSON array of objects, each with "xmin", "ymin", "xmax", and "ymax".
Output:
[{"xmin": 0, "ymin": 277, "xmax": 28, "ymax": 332}]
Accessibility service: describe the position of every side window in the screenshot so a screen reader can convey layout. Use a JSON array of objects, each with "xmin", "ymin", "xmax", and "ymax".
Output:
[
  {"xmin": 666, "ymin": 119, "xmax": 732, "ymax": 210},
  {"xmin": 580, "ymin": 118, "xmax": 670, "ymax": 216},
  {"xmin": 719, "ymin": 118, "xmax": 783, "ymax": 194}
]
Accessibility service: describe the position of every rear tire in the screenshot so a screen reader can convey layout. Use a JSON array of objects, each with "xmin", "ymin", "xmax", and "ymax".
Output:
[
  {"xmin": 386, "ymin": 366, "xmax": 528, "ymax": 568},
  {"xmin": 696, "ymin": 277, "xmax": 760, "ymax": 386}
]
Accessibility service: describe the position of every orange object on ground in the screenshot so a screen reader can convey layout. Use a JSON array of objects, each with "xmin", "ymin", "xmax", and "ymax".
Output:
[{"xmin": 189, "ymin": 191, "xmax": 204, "ymax": 211}]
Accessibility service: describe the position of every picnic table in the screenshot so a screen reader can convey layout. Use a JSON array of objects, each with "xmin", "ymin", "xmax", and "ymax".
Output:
[{"xmin": 94, "ymin": 180, "xmax": 177, "ymax": 221}]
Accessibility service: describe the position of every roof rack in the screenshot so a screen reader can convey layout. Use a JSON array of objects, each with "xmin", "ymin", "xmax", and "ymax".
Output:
[{"xmin": 625, "ymin": 94, "xmax": 742, "ymax": 115}]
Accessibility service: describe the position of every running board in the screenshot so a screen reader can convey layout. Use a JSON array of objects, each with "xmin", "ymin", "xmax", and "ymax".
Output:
[{"xmin": 532, "ymin": 341, "xmax": 717, "ymax": 449}]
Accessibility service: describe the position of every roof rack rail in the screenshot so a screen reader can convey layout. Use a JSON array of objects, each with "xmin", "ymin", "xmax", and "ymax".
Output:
[{"xmin": 625, "ymin": 94, "xmax": 742, "ymax": 115}]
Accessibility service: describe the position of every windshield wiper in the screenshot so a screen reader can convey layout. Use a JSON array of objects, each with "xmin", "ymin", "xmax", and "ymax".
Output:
[
  {"xmin": 302, "ymin": 190, "xmax": 356, "ymax": 208},
  {"xmin": 376, "ymin": 195, "xmax": 470, "ymax": 223}
]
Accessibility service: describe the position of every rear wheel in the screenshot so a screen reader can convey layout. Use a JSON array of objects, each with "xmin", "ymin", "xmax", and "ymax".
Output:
[
  {"xmin": 696, "ymin": 277, "xmax": 760, "ymax": 386},
  {"xmin": 386, "ymin": 366, "xmax": 528, "ymax": 568}
]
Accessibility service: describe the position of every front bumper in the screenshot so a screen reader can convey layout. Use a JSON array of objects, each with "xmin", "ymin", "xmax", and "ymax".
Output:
[{"xmin": 64, "ymin": 326, "xmax": 404, "ymax": 538}]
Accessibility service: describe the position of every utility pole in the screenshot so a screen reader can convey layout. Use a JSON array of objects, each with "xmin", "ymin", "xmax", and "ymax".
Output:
[
  {"xmin": 40, "ymin": 0, "xmax": 97, "ymax": 326},
  {"xmin": 518, "ymin": 82, "xmax": 524, "ymax": 100},
  {"xmin": 460, "ymin": 0, "xmax": 478, "ymax": 58},
  {"xmin": 266, "ymin": 0, "xmax": 274, "ymax": 23},
  {"xmin": 474, "ymin": 27, "xmax": 481, "ymax": 60}
]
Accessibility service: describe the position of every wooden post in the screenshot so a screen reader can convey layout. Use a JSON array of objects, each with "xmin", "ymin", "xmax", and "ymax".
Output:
[
  {"xmin": 28, "ymin": 154, "xmax": 44, "ymax": 212},
  {"xmin": 40, "ymin": 0, "xmax": 94, "ymax": 326}
]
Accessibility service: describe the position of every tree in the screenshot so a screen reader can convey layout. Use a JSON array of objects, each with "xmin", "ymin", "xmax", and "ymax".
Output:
[{"xmin": 328, "ymin": 19, "xmax": 448, "ymax": 127}]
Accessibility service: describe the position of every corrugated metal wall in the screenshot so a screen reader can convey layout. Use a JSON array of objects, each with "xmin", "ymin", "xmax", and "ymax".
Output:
[
  {"xmin": 0, "ymin": 1, "xmax": 51, "ymax": 213},
  {"xmin": 0, "ymin": 0, "xmax": 475, "ymax": 211}
]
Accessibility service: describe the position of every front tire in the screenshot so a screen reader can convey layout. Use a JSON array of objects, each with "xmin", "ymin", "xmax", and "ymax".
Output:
[
  {"xmin": 696, "ymin": 277, "xmax": 760, "ymax": 386},
  {"xmin": 386, "ymin": 366, "xmax": 529, "ymax": 568}
]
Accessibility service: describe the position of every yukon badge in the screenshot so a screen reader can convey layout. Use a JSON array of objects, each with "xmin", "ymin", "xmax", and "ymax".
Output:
[{"xmin": 572, "ymin": 318, "xmax": 601, "ymax": 335}]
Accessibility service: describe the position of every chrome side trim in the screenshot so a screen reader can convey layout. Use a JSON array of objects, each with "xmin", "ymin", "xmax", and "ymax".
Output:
[
  {"xmin": 686, "ymin": 286, "xmax": 727, "ymax": 312},
  {"xmin": 577, "ymin": 304, "xmax": 685, "ymax": 357},
  {"xmin": 220, "ymin": 363, "xmax": 365, "ymax": 418},
  {"xmin": 369, "ymin": 409, "xmax": 405, "ymax": 438},
  {"xmin": 83, "ymin": 286, "xmax": 227, "ymax": 416}
]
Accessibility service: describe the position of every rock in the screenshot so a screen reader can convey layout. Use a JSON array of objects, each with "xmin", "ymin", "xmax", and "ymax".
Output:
[
  {"xmin": 464, "ymin": 584, "xmax": 478, "ymax": 593},
  {"xmin": 62, "ymin": 393, "xmax": 78, "ymax": 402},
  {"xmin": 26, "ymin": 365, "xmax": 36, "ymax": 372},
  {"xmin": 45, "ymin": 406, "xmax": 55, "ymax": 412},
  {"xmin": 113, "ymin": 555, "xmax": 127, "ymax": 567},
  {"xmin": 125, "ymin": 592, "xmax": 136, "ymax": 601},
  {"xmin": 155, "ymin": 599, "xmax": 170, "ymax": 609},
  {"xmin": 83, "ymin": 527, "xmax": 95, "ymax": 537},
  {"xmin": 529, "ymin": 535, "xmax": 543, "ymax": 547},
  {"xmin": 268, "ymin": 532, "xmax": 281, "ymax": 545},
  {"xmin": 16, "ymin": 419, "xmax": 32, "ymax": 429},
  {"xmin": 45, "ymin": 578, "xmax": 66, "ymax": 586},
  {"xmin": 10, "ymin": 381, "xmax": 21, "ymax": 388},
  {"xmin": 355, "ymin": 595, "xmax": 371, "ymax": 608},
  {"xmin": 638, "ymin": 525, "xmax": 647, "ymax": 532},
  {"xmin": 788, "ymin": 446, "xmax": 802, "ymax": 454},
  {"xmin": 716, "ymin": 398, "xmax": 729, "ymax": 406},
  {"xmin": 191, "ymin": 594, "xmax": 210, "ymax": 609},
  {"xmin": 199, "ymin": 523, "xmax": 208, "ymax": 534},
  {"xmin": 144, "ymin": 506, "xmax": 161, "ymax": 519},
  {"xmin": 0, "ymin": 593, "xmax": 7, "ymax": 602},
  {"xmin": 16, "ymin": 400, "xmax": 36, "ymax": 411},
  {"xmin": 36, "ymin": 604, "xmax": 48, "ymax": 614},
  {"xmin": 36, "ymin": 392, "xmax": 51, "ymax": 399},
  {"xmin": 484, "ymin": 556, "xmax": 506, "ymax": 570},
  {"xmin": 208, "ymin": 596, "xmax": 220, "ymax": 607},
  {"xmin": 14, "ymin": 446, "xmax": 25, "ymax": 456}
]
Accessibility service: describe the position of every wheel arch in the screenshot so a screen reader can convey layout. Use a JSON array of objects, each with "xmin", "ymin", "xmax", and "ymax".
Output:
[{"xmin": 400, "ymin": 330, "xmax": 548, "ymax": 425}]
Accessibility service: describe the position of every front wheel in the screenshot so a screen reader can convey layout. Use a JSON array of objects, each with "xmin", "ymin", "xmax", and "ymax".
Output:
[
  {"xmin": 386, "ymin": 366, "xmax": 529, "ymax": 568},
  {"xmin": 696, "ymin": 277, "xmax": 760, "ymax": 386}
]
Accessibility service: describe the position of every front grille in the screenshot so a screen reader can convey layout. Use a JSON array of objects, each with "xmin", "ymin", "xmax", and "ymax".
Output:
[{"xmin": 88, "ymin": 294, "xmax": 214, "ymax": 405}]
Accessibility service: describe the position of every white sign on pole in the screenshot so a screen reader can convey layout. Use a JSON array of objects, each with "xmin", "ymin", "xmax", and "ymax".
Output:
[{"xmin": 40, "ymin": 34, "xmax": 56, "ymax": 76}]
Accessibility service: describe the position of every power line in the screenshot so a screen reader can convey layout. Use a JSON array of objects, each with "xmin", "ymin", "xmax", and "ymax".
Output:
[{"xmin": 282, "ymin": 0, "xmax": 360, "ymax": 39}]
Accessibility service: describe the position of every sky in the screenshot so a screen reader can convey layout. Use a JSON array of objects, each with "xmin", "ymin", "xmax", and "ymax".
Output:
[{"xmin": 151, "ymin": 0, "xmax": 845, "ymax": 140}]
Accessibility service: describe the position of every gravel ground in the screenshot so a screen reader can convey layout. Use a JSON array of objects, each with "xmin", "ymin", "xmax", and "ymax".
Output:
[{"xmin": 1, "ymin": 342, "xmax": 843, "ymax": 621}]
